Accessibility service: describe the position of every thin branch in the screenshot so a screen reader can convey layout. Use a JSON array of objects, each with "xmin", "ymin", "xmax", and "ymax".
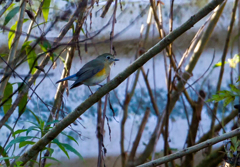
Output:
[
  {"xmin": 137, "ymin": 127, "xmax": 240, "ymax": 167},
  {"xmin": 150, "ymin": 0, "xmax": 177, "ymax": 71},
  {"xmin": 97, "ymin": 100, "xmax": 103, "ymax": 167},
  {"xmin": 101, "ymin": 0, "xmax": 113, "ymax": 18},
  {"xmin": 128, "ymin": 107, "xmax": 150, "ymax": 162},
  {"xmin": 197, "ymin": 109, "xmax": 238, "ymax": 144},
  {"xmin": 141, "ymin": 67, "xmax": 160, "ymax": 116},
  {"xmin": 0, "ymin": 0, "xmax": 13, "ymax": 17},
  {"xmin": 24, "ymin": 0, "xmax": 44, "ymax": 42}
]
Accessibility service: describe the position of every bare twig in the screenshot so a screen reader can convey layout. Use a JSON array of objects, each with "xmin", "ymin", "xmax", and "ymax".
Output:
[
  {"xmin": 128, "ymin": 108, "xmax": 151, "ymax": 163},
  {"xmin": 24, "ymin": 0, "xmax": 44, "ymax": 42},
  {"xmin": 101, "ymin": 0, "xmax": 113, "ymax": 18},
  {"xmin": 182, "ymin": 90, "xmax": 206, "ymax": 167},
  {"xmin": 164, "ymin": 2, "xmax": 174, "ymax": 166},
  {"xmin": 0, "ymin": 0, "xmax": 13, "ymax": 17},
  {"xmin": 141, "ymin": 67, "xmax": 160, "ymax": 116},
  {"xmin": 97, "ymin": 100, "xmax": 103, "ymax": 167}
]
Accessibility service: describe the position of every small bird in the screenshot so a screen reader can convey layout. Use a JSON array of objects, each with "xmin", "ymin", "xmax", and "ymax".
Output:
[{"xmin": 56, "ymin": 53, "xmax": 119, "ymax": 93}]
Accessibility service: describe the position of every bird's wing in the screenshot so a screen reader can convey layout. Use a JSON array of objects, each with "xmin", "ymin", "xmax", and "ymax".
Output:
[{"xmin": 70, "ymin": 59, "xmax": 104, "ymax": 89}]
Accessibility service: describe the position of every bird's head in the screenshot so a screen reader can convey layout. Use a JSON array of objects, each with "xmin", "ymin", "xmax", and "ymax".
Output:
[{"xmin": 97, "ymin": 53, "xmax": 119, "ymax": 66}]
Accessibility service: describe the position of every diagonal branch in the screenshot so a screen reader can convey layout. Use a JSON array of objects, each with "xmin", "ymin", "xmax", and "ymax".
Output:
[
  {"xmin": 0, "ymin": 0, "xmax": 13, "ymax": 17},
  {"xmin": 197, "ymin": 109, "xmax": 238, "ymax": 144},
  {"xmin": 137, "ymin": 127, "xmax": 240, "ymax": 167},
  {"xmin": 101, "ymin": 0, "xmax": 113, "ymax": 18},
  {"xmin": 141, "ymin": 67, "xmax": 160, "ymax": 116}
]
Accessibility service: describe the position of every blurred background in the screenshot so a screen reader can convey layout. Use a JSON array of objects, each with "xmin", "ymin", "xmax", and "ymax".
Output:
[{"xmin": 0, "ymin": 0, "xmax": 239, "ymax": 166}]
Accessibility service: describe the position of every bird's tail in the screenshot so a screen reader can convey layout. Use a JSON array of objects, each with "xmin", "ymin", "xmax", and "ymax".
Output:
[{"xmin": 56, "ymin": 74, "xmax": 77, "ymax": 84}]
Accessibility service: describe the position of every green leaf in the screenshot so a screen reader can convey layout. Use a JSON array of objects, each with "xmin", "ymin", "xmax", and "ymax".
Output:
[
  {"xmin": 52, "ymin": 138, "xmax": 82, "ymax": 160},
  {"xmin": 42, "ymin": 0, "xmax": 51, "ymax": 21},
  {"xmin": 0, "ymin": 156, "xmax": 18, "ymax": 161},
  {"xmin": 45, "ymin": 163, "xmax": 53, "ymax": 167},
  {"xmin": 28, "ymin": 159, "xmax": 39, "ymax": 166},
  {"xmin": 6, "ymin": 3, "xmax": 15, "ymax": 12},
  {"xmin": 213, "ymin": 61, "xmax": 228, "ymax": 68},
  {"xmin": 5, "ymin": 136, "xmax": 38, "ymax": 150},
  {"xmin": 38, "ymin": 40, "xmax": 51, "ymax": 52},
  {"xmin": 230, "ymin": 84, "xmax": 240, "ymax": 94},
  {"xmin": 19, "ymin": 141, "xmax": 35, "ymax": 148},
  {"xmin": 17, "ymin": 83, "xmax": 28, "ymax": 116},
  {"xmin": 39, "ymin": 119, "xmax": 45, "ymax": 131},
  {"xmin": 15, "ymin": 161, "xmax": 23, "ymax": 167},
  {"xmin": 4, "ymin": 6, "xmax": 20, "ymax": 26},
  {"xmin": 28, "ymin": 109, "xmax": 40, "ymax": 124},
  {"xmin": 0, "ymin": 53, "xmax": 8, "ymax": 57},
  {"xmin": 62, "ymin": 143, "xmax": 83, "ymax": 160},
  {"xmin": 218, "ymin": 90, "xmax": 232, "ymax": 95},
  {"xmin": 0, "ymin": 145, "xmax": 10, "ymax": 166},
  {"xmin": 13, "ymin": 129, "xmax": 28, "ymax": 135},
  {"xmin": 231, "ymin": 136, "xmax": 238, "ymax": 151},
  {"xmin": 25, "ymin": 44, "xmax": 38, "ymax": 74},
  {"xmin": 208, "ymin": 94, "xmax": 226, "ymax": 102},
  {"xmin": 59, "ymin": 56, "xmax": 65, "ymax": 64},
  {"xmin": 52, "ymin": 139, "xmax": 69, "ymax": 159},
  {"xmin": 45, "ymin": 120, "xmax": 59, "ymax": 126},
  {"xmin": 4, "ymin": 124, "xmax": 15, "ymax": 138},
  {"xmin": 26, "ymin": 126, "xmax": 39, "ymax": 135},
  {"xmin": 3, "ymin": 82, "xmax": 13, "ymax": 114},
  {"xmin": 224, "ymin": 96, "xmax": 235, "ymax": 106},
  {"xmin": 21, "ymin": 41, "xmax": 32, "ymax": 52},
  {"xmin": 8, "ymin": 19, "xmax": 28, "ymax": 49},
  {"xmin": 46, "ymin": 147, "xmax": 54, "ymax": 155},
  {"xmin": 27, "ymin": 121, "xmax": 40, "ymax": 127},
  {"xmin": 44, "ymin": 147, "xmax": 54, "ymax": 156},
  {"xmin": 61, "ymin": 132, "xmax": 78, "ymax": 145},
  {"xmin": 42, "ymin": 156, "xmax": 61, "ymax": 163}
]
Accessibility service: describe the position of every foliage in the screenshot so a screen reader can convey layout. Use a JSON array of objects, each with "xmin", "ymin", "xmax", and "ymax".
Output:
[
  {"xmin": 2, "ymin": 82, "xmax": 12, "ymax": 114},
  {"xmin": 0, "ymin": 109, "xmax": 83, "ymax": 166},
  {"xmin": 207, "ymin": 82, "xmax": 240, "ymax": 107}
]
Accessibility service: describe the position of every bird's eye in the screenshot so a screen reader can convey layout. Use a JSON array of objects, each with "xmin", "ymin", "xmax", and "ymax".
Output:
[{"xmin": 106, "ymin": 56, "xmax": 110, "ymax": 60}]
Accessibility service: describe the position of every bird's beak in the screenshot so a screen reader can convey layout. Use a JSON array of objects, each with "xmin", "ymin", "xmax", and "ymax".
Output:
[{"xmin": 113, "ymin": 58, "xmax": 119, "ymax": 61}]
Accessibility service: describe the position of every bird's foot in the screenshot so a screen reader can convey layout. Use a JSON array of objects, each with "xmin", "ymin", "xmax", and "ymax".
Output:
[{"xmin": 97, "ymin": 84, "xmax": 103, "ymax": 87}]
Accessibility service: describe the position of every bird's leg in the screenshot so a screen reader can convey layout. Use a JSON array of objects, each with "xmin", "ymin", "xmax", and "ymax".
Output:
[
  {"xmin": 88, "ymin": 86, "xmax": 94, "ymax": 95},
  {"xmin": 97, "ymin": 84, "xmax": 103, "ymax": 87}
]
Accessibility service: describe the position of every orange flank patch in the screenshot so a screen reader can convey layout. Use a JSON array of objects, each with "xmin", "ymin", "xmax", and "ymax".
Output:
[{"xmin": 95, "ymin": 68, "xmax": 106, "ymax": 77}]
